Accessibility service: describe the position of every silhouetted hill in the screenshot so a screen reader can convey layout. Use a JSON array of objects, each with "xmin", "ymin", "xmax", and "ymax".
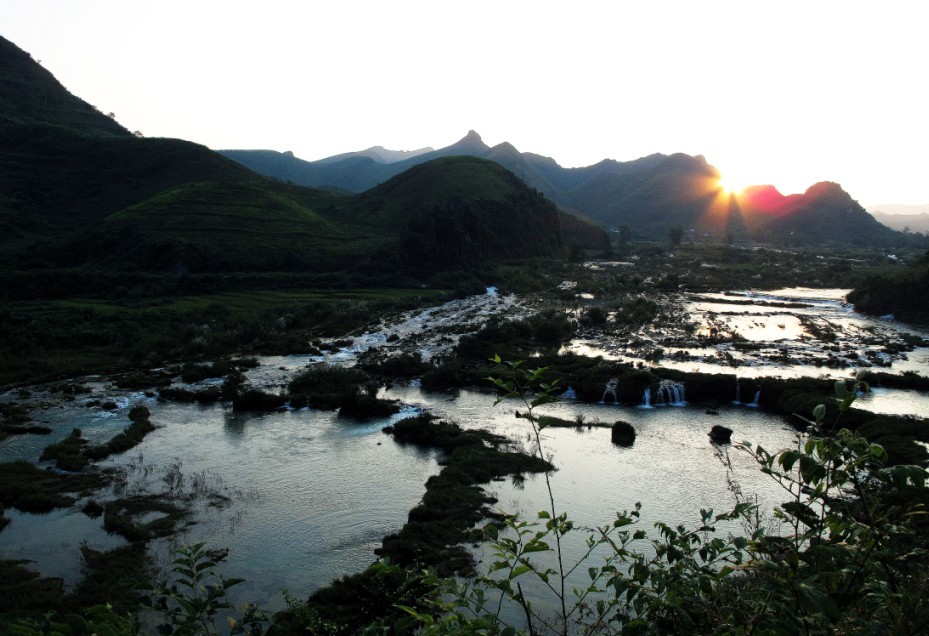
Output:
[
  {"xmin": 0, "ymin": 36, "xmax": 128, "ymax": 136},
  {"xmin": 351, "ymin": 156, "xmax": 565, "ymax": 271},
  {"xmin": 739, "ymin": 182, "xmax": 898, "ymax": 246},
  {"xmin": 223, "ymin": 131, "xmax": 904, "ymax": 247},
  {"xmin": 2, "ymin": 38, "xmax": 596, "ymax": 279}
]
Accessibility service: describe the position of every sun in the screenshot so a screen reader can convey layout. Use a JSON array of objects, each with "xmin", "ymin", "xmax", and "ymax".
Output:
[{"xmin": 717, "ymin": 176, "xmax": 745, "ymax": 196}]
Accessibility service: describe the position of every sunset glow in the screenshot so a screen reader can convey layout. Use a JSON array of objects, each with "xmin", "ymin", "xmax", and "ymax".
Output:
[
  {"xmin": 717, "ymin": 177, "xmax": 744, "ymax": 196},
  {"xmin": 0, "ymin": 2, "xmax": 925, "ymax": 205}
]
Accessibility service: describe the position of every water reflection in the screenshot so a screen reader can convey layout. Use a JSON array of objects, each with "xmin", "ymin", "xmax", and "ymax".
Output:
[{"xmin": 2, "ymin": 286, "xmax": 927, "ymax": 617}]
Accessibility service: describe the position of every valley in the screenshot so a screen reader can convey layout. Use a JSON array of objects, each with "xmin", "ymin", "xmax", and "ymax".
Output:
[{"xmin": 2, "ymin": 29, "xmax": 929, "ymax": 634}]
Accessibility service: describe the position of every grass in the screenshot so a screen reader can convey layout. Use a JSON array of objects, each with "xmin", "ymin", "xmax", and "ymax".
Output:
[
  {"xmin": 0, "ymin": 286, "xmax": 449, "ymax": 387},
  {"xmin": 295, "ymin": 415, "xmax": 552, "ymax": 633},
  {"xmin": 378, "ymin": 415, "xmax": 551, "ymax": 574},
  {"xmin": 48, "ymin": 288, "xmax": 446, "ymax": 316},
  {"xmin": 0, "ymin": 461, "xmax": 107, "ymax": 514},
  {"xmin": 102, "ymin": 495, "xmax": 187, "ymax": 543}
]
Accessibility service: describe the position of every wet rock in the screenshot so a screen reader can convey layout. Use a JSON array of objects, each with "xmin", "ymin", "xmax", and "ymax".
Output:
[
  {"xmin": 611, "ymin": 421, "xmax": 636, "ymax": 446},
  {"xmin": 709, "ymin": 424, "xmax": 733, "ymax": 444}
]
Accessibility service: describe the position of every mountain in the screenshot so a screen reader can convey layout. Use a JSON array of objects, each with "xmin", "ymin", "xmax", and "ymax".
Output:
[
  {"xmin": 868, "ymin": 207, "xmax": 929, "ymax": 234},
  {"xmin": 350, "ymin": 156, "xmax": 566, "ymax": 271},
  {"xmin": 1, "ymin": 36, "xmax": 592, "ymax": 281},
  {"xmin": 737, "ymin": 182, "xmax": 898, "ymax": 246},
  {"xmin": 868, "ymin": 203, "xmax": 929, "ymax": 216},
  {"xmin": 315, "ymin": 145, "xmax": 434, "ymax": 165},
  {"xmin": 221, "ymin": 132, "xmax": 899, "ymax": 246},
  {"xmin": 0, "ymin": 36, "xmax": 128, "ymax": 136}
]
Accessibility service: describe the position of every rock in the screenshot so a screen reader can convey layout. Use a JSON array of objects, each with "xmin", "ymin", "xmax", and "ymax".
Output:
[
  {"xmin": 611, "ymin": 420, "xmax": 636, "ymax": 446},
  {"xmin": 709, "ymin": 424, "xmax": 733, "ymax": 444}
]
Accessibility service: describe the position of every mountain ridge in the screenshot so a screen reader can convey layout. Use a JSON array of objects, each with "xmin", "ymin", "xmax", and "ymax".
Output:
[
  {"xmin": 220, "ymin": 133, "xmax": 900, "ymax": 245},
  {"xmin": 1, "ymin": 36, "xmax": 604, "ymax": 278}
]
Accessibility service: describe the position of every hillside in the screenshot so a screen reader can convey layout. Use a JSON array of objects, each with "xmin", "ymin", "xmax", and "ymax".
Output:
[
  {"xmin": 738, "ymin": 183, "xmax": 898, "ymax": 246},
  {"xmin": 221, "ymin": 131, "xmax": 901, "ymax": 246},
  {"xmin": 1, "ymin": 36, "xmax": 594, "ymax": 282},
  {"xmin": 0, "ymin": 36, "xmax": 128, "ymax": 136},
  {"xmin": 351, "ymin": 157, "xmax": 566, "ymax": 271}
]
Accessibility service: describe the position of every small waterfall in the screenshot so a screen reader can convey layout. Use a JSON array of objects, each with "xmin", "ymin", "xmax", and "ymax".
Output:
[
  {"xmin": 654, "ymin": 379, "xmax": 686, "ymax": 406},
  {"xmin": 561, "ymin": 386, "xmax": 577, "ymax": 400},
  {"xmin": 640, "ymin": 387, "xmax": 652, "ymax": 408},
  {"xmin": 747, "ymin": 388, "xmax": 761, "ymax": 408},
  {"xmin": 601, "ymin": 378, "xmax": 619, "ymax": 404},
  {"xmin": 733, "ymin": 380, "xmax": 742, "ymax": 405}
]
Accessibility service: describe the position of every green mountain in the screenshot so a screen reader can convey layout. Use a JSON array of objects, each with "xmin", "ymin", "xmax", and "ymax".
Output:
[
  {"xmin": 1, "ymin": 36, "xmax": 596, "ymax": 281},
  {"xmin": 0, "ymin": 36, "xmax": 128, "ymax": 136},
  {"xmin": 352, "ymin": 156, "xmax": 565, "ymax": 271},
  {"xmin": 222, "ymin": 132, "xmax": 902, "ymax": 246}
]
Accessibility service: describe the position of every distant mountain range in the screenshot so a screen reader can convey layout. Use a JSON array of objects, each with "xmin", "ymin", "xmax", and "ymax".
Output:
[
  {"xmin": 867, "ymin": 205, "xmax": 929, "ymax": 234},
  {"xmin": 0, "ymin": 31, "xmax": 908, "ymax": 292},
  {"xmin": 1, "ymin": 35, "xmax": 607, "ymax": 282},
  {"xmin": 221, "ymin": 132, "xmax": 899, "ymax": 246}
]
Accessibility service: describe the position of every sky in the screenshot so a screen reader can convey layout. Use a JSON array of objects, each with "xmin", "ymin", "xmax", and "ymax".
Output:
[{"xmin": 1, "ymin": 0, "xmax": 926, "ymax": 207}]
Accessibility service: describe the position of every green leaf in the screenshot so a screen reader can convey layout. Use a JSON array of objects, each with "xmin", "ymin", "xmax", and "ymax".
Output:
[
  {"xmin": 812, "ymin": 404, "xmax": 827, "ymax": 422},
  {"xmin": 834, "ymin": 380, "xmax": 848, "ymax": 399}
]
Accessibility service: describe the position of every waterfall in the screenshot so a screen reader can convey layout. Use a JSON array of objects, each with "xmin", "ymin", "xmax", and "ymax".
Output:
[
  {"xmin": 655, "ymin": 379, "xmax": 686, "ymax": 406},
  {"xmin": 601, "ymin": 378, "xmax": 619, "ymax": 404},
  {"xmin": 733, "ymin": 380, "xmax": 742, "ymax": 405},
  {"xmin": 640, "ymin": 386, "xmax": 652, "ymax": 408},
  {"xmin": 747, "ymin": 388, "xmax": 761, "ymax": 408},
  {"xmin": 561, "ymin": 386, "xmax": 577, "ymax": 400}
]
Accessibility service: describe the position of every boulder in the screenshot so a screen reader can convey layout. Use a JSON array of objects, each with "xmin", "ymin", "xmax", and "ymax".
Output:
[
  {"xmin": 611, "ymin": 420, "xmax": 636, "ymax": 446},
  {"xmin": 709, "ymin": 424, "xmax": 733, "ymax": 444}
]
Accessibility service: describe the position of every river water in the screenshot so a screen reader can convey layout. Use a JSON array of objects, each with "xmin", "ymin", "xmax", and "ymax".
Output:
[{"xmin": 1, "ymin": 287, "xmax": 927, "ymax": 616}]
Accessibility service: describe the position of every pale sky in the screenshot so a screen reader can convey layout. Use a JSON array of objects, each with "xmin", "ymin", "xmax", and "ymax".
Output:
[{"xmin": 2, "ymin": 0, "xmax": 926, "ymax": 206}]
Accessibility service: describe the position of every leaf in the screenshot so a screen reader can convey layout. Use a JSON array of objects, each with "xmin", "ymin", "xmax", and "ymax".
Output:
[
  {"xmin": 778, "ymin": 449, "xmax": 802, "ymax": 472},
  {"xmin": 796, "ymin": 581, "xmax": 840, "ymax": 620},
  {"xmin": 834, "ymin": 380, "xmax": 848, "ymax": 399},
  {"xmin": 812, "ymin": 404, "xmax": 827, "ymax": 422}
]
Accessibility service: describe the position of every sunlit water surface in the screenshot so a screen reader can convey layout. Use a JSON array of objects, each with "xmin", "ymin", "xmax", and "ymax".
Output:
[{"xmin": 1, "ymin": 287, "xmax": 927, "ymax": 618}]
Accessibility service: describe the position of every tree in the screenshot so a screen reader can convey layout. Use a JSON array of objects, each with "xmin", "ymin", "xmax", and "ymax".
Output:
[{"xmin": 669, "ymin": 226, "xmax": 684, "ymax": 247}]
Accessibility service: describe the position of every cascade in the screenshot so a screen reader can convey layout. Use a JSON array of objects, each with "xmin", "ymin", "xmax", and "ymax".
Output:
[
  {"xmin": 747, "ymin": 388, "xmax": 761, "ymax": 407},
  {"xmin": 655, "ymin": 379, "xmax": 686, "ymax": 406},
  {"xmin": 601, "ymin": 378, "xmax": 619, "ymax": 404},
  {"xmin": 640, "ymin": 386, "xmax": 652, "ymax": 408},
  {"xmin": 733, "ymin": 380, "xmax": 742, "ymax": 404},
  {"xmin": 561, "ymin": 386, "xmax": 577, "ymax": 400}
]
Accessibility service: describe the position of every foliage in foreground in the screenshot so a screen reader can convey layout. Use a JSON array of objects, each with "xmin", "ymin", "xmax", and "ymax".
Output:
[
  {"xmin": 4, "ymin": 362, "xmax": 928, "ymax": 635},
  {"xmin": 400, "ymin": 361, "xmax": 929, "ymax": 635}
]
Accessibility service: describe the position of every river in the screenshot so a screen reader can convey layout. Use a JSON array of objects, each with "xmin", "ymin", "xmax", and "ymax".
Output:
[{"xmin": 1, "ymin": 287, "xmax": 927, "ymax": 616}]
